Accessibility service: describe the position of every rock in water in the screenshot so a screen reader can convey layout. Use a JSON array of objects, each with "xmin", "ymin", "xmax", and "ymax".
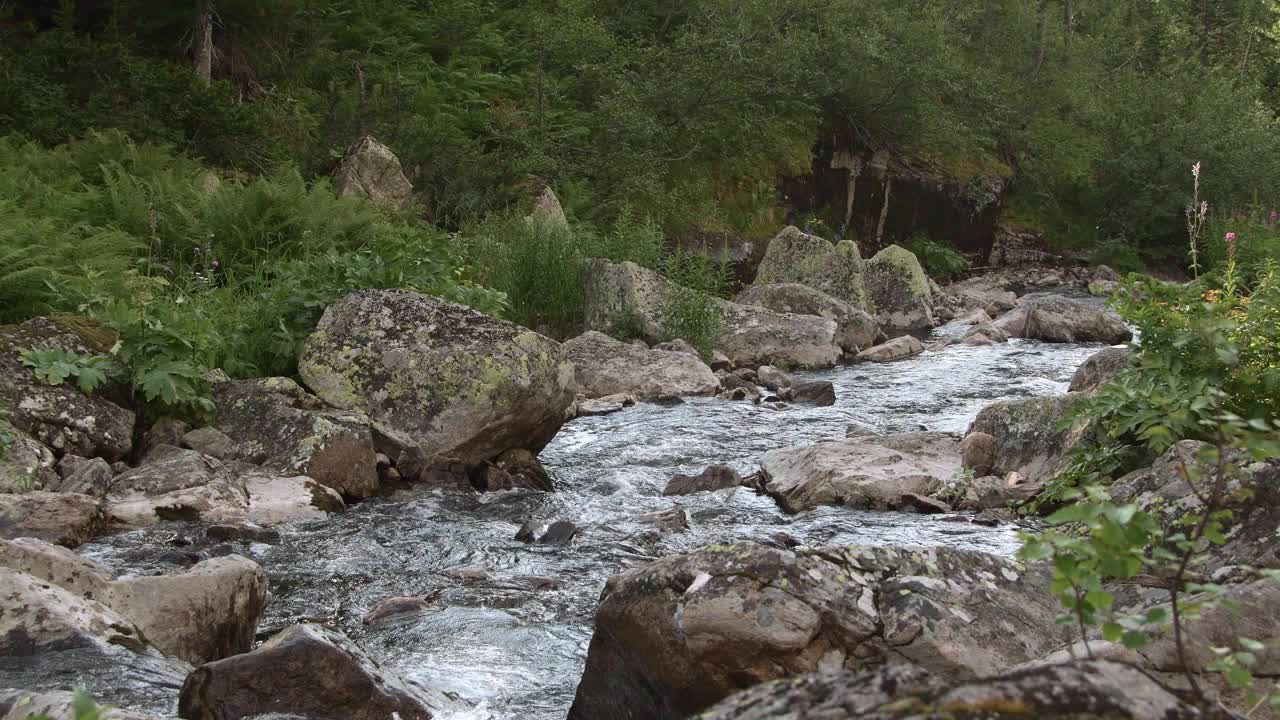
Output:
[
  {"xmin": 0, "ymin": 491, "xmax": 105, "ymax": 547},
  {"xmin": 992, "ymin": 293, "xmax": 1132, "ymax": 344},
  {"xmin": 664, "ymin": 465, "xmax": 742, "ymax": 496},
  {"xmin": 853, "ymin": 335, "xmax": 923, "ymax": 363},
  {"xmin": 213, "ymin": 377, "xmax": 380, "ymax": 499},
  {"xmin": 759, "ymin": 432, "xmax": 960, "ymax": 512},
  {"xmin": 789, "ymin": 380, "xmax": 836, "ymax": 407},
  {"xmin": 178, "ymin": 624, "xmax": 457, "ymax": 720},
  {"xmin": 969, "ymin": 394, "xmax": 1084, "ymax": 485},
  {"xmin": 566, "ymin": 544, "xmax": 1066, "ymax": 720},
  {"xmin": 735, "ymin": 283, "xmax": 880, "ymax": 354},
  {"xmin": 563, "ymin": 331, "xmax": 719, "ymax": 399},
  {"xmin": 698, "ymin": 661, "xmax": 1216, "ymax": 720},
  {"xmin": 752, "ymin": 226, "xmax": 870, "ymax": 311},
  {"xmin": 300, "ymin": 290, "xmax": 574, "ymax": 471},
  {"xmin": 332, "ymin": 135, "xmax": 413, "ymax": 210},
  {"xmin": 1069, "ymin": 346, "xmax": 1133, "ymax": 392},
  {"xmin": 863, "ymin": 245, "xmax": 935, "ymax": 333},
  {"xmin": 0, "ymin": 318, "xmax": 135, "ymax": 460}
]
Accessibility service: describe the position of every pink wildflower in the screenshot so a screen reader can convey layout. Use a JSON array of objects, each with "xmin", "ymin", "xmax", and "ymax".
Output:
[{"xmin": 1225, "ymin": 232, "xmax": 1238, "ymax": 260}]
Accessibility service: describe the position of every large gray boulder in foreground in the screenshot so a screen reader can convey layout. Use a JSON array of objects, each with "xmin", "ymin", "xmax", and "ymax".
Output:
[
  {"xmin": 300, "ymin": 290, "xmax": 574, "ymax": 468},
  {"xmin": 567, "ymin": 543, "xmax": 1066, "ymax": 720},
  {"xmin": 735, "ymin": 283, "xmax": 880, "ymax": 354},
  {"xmin": 753, "ymin": 226, "xmax": 870, "ymax": 311},
  {"xmin": 698, "ymin": 660, "xmax": 1220, "ymax": 720},
  {"xmin": 760, "ymin": 432, "xmax": 959, "ymax": 512},
  {"xmin": 582, "ymin": 259, "xmax": 841, "ymax": 369},
  {"xmin": 563, "ymin": 331, "xmax": 719, "ymax": 399}
]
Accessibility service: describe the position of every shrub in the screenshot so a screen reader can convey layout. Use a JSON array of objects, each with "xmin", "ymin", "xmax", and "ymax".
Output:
[
  {"xmin": 1207, "ymin": 209, "xmax": 1280, "ymax": 281},
  {"xmin": 657, "ymin": 247, "xmax": 730, "ymax": 358},
  {"xmin": 903, "ymin": 234, "xmax": 969, "ymax": 279},
  {"xmin": 1088, "ymin": 237, "xmax": 1145, "ymax": 275}
]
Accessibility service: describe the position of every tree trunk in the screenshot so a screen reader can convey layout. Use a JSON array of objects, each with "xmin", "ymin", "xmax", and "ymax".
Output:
[
  {"xmin": 875, "ymin": 175, "xmax": 893, "ymax": 248},
  {"xmin": 843, "ymin": 158, "xmax": 863, "ymax": 230},
  {"xmin": 194, "ymin": 2, "xmax": 213, "ymax": 86},
  {"xmin": 1030, "ymin": 0, "xmax": 1050, "ymax": 78}
]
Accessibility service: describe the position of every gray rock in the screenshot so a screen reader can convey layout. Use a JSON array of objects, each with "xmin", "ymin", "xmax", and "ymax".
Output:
[
  {"xmin": 654, "ymin": 338, "xmax": 700, "ymax": 356},
  {"xmin": 178, "ymin": 624, "xmax": 458, "ymax": 720},
  {"xmin": 1069, "ymin": 346, "xmax": 1133, "ymax": 392},
  {"xmin": 181, "ymin": 426, "xmax": 234, "ymax": 460},
  {"xmin": 754, "ymin": 365, "xmax": 794, "ymax": 391},
  {"xmin": 0, "ymin": 429, "xmax": 58, "ymax": 493},
  {"xmin": 854, "ymin": 335, "xmax": 924, "ymax": 363},
  {"xmin": 993, "ymin": 294, "xmax": 1132, "ymax": 344},
  {"xmin": 753, "ymin": 227, "xmax": 870, "ymax": 310},
  {"xmin": 0, "ymin": 689, "xmax": 166, "ymax": 720},
  {"xmin": 735, "ymin": 283, "xmax": 880, "ymax": 354},
  {"xmin": 527, "ymin": 185, "xmax": 569, "ymax": 230},
  {"xmin": 0, "ymin": 318, "xmax": 134, "ymax": 460},
  {"xmin": 760, "ymin": 432, "xmax": 960, "ymax": 512},
  {"xmin": 54, "ymin": 456, "xmax": 113, "ymax": 496},
  {"xmin": 790, "ymin": 380, "xmax": 835, "ymax": 407},
  {"xmin": 574, "ymin": 393, "xmax": 637, "ymax": 417},
  {"xmin": 332, "ymin": 135, "xmax": 413, "ymax": 210},
  {"xmin": 567, "ymin": 544, "xmax": 1066, "ymax": 720},
  {"xmin": 565, "ymin": 331, "xmax": 719, "ymax": 399},
  {"xmin": 473, "ymin": 448, "xmax": 554, "ymax": 492},
  {"xmin": 664, "ymin": 465, "xmax": 742, "ymax": 496},
  {"xmin": 539, "ymin": 520, "xmax": 578, "ymax": 545},
  {"xmin": 959, "ymin": 432, "xmax": 996, "ymax": 476},
  {"xmin": 968, "ymin": 394, "xmax": 1084, "ymax": 484},
  {"xmin": 634, "ymin": 506, "xmax": 690, "ymax": 534},
  {"xmin": 141, "ymin": 418, "xmax": 190, "ymax": 458},
  {"xmin": 0, "ymin": 491, "xmax": 104, "ymax": 547},
  {"xmin": 864, "ymin": 245, "xmax": 934, "ymax": 332},
  {"xmin": 300, "ymin": 290, "xmax": 574, "ymax": 471}
]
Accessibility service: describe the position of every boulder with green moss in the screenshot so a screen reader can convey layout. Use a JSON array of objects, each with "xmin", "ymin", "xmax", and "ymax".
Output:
[
  {"xmin": 735, "ymin": 283, "xmax": 881, "ymax": 354},
  {"xmin": 213, "ymin": 377, "xmax": 379, "ymax": 500},
  {"xmin": 299, "ymin": 290, "xmax": 574, "ymax": 472},
  {"xmin": 567, "ymin": 543, "xmax": 1065, "ymax": 720},
  {"xmin": 863, "ymin": 244, "xmax": 935, "ymax": 333},
  {"xmin": 0, "ymin": 318, "xmax": 135, "ymax": 460},
  {"xmin": 753, "ymin": 227, "xmax": 870, "ymax": 311},
  {"xmin": 967, "ymin": 393, "xmax": 1084, "ymax": 485}
]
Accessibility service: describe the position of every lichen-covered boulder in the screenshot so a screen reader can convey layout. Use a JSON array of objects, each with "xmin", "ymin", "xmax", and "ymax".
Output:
[
  {"xmin": 332, "ymin": 135, "xmax": 413, "ymax": 210},
  {"xmin": 853, "ymin": 335, "xmax": 923, "ymax": 363},
  {"xmin": 564, "ymin": 331, "xmax": 719, "ymax": 399},
  {"xmin": 582, "ymin": 260, "xmax": 841, "ymax": 369},
  {"xmin": 107, "ymin": 445, "xmax": 343, "ymax": 527},
  {"xmin": 0, "ymin": 427, "xmax": 58, "ymax": 493},
  {"xmin": 0, "ymin": 318, "xmax": 134, "ymax": 460},
  {"xmin": 735, "ymin": 283, "xmax": 880, "ymax": 354},
  {"xmin": 0, "ymin": 567, "xmax": 189, "ymax": 712},
  {"xmin": 759, "ymin": 432, "xmax": 960, "ymax": 513},
  {"xmin": 863, "ymin": 245, "xmax": 934, "ymax": 333},
  {"xmin": 968, "ymin": 394, "xmax": 1083, "ymax": 484},
  {"xmin": 179, "ymin": 624, "xmax": 461, "ymax": 720},
  {"xmin": 527, "ymin": 185, "xmax": 569, "ymax": 231},
  {"xmin": 567, "ymin": 544, "xmax": 1065, "ymax": 720},
  {"xmin": 0, "ymin": 537, "xmax": 113, "ymax": 599},
  {"xmin": 300, "ymin": 290, "xmax": 574, "ymax": 471},
  {"xmin": 0, "ymin": 491, "xmax": 104, "ymax": 547},
  {"xmin": 0, "ymin": 689, "xmax": 166, "ymax": 720},
  {"xmin": 213, "ymin": 377, "xmax": 379, "ymax": 499},
  {"xmin": 753, "ymin": 227, "xmax": 869, "ymax": 311},
  {"xmin": 1069, "ymin": 346, "xmax": 1133, "ymax": 392},
  {"xmin": 993, "ymin": 294, "xmax": 1132, "ymax": 344},
  {"xmin": 698, "ymin": 661, "xmax": 1218, "ymax": 720}
]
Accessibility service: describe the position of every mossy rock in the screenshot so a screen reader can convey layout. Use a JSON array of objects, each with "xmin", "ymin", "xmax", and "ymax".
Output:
[
  {"xmin": 864, "ymin": 244, "xmax": 934, "ymax": 332},
  {"xmin": 753, "ymin": 227, "xmax": 870, "ymax": 312},
  {"xmin": 299, "ymin": 290, "xmax": 574, "ymax": 468}
]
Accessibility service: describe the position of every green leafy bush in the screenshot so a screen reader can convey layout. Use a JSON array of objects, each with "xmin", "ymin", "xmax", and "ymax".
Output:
[
  {"xmin": 1088, "ymin": 237, "xmax": 1145, "ymax": 275},
  {"xmin": 903, "ymin": 235, "xmax": 969, "ymax": 279},
  {"xmin": 19, "ymin": 348, "xmax": 115, "ymax": 394},
  {"xmin": 1207, "ymin": 210, "xmax": 1280, "ymax": 280},
  {"xmin": 657, "ymin": 248, "xmax": 730, "ymax": 358}
]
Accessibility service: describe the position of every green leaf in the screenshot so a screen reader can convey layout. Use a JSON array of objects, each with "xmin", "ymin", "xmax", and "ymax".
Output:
[{"xmin": 1120, "ymin": 630, "xmax": 1148, "ymax": 649}]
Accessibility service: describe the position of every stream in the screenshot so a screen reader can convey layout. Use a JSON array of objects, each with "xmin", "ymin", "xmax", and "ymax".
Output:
[{"xmin": 79, "ymin": 328, "xmax": 1105, "ymax": 720}]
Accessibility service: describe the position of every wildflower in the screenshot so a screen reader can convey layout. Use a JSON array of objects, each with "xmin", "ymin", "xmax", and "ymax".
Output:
[
  {"xmin": 1225, "ymin": 231, "xmax": 1238, "ymax": 260},
  {"xmin": 1192, "ymin": 161, "xmax": 1201, "ymax": 178}
]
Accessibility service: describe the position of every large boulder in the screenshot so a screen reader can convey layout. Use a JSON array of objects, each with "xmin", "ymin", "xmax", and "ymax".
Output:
[
  {"xmin": 993, "ymin": 294, "xmax": 1132, "ymax": 344},
  {"xmin": 0, "ymin": 429, "xmax": 58, "ymax": 493},
  {"xmin": 1069, "ymin": 346, "xmax": 1133, "ymax": 392},
  {"xmin": 332, "ymin": 135, "xmax": 413, "ymax": 210},
  {"xmin": 968, "ymin": 394, "xmax": 1084, "ymax": 484},
  {"xmin": 106, "ymin": 445, "xmax": 344, "ymax": 528},
  {"xmin": 853, "ymin": 335, "xmax": 923, "ymax": 363},
  {"xmin": 863, "ymin": 245, "xmax": 934, "ymax": 333},
  {"xmin": 213, "ymin": 377, "xmax": 379, "ymax": 499},
  {"xmin": 563, "ymin": 331, "xmax": 719, "ymax": 399},
  {"xmin": 753, "ymin": 227, "xmax": 869, "ymax": 310},
  {"xmin": 0, "ymin": 318, "xmax": 134, "ymax": 460},
  {"xmin": 735, "ymin": 283, "xmax": 880, "ymax": 354},
  {"xmin": 300, "ymin": 290, "xmax": 574, "ymax": 471},
  {"xmin": 583, "ymin": 260, "xmax": 841, "ymax": 369},
  {"xmin": 567, "ymin": 544, "xmax": 1066, "ymax": 720},
  {"xmin": 698, "ymin": 660, "xmax": 1217, "ymax": 720},
  {"xmin": 178, "ymin": 624, "xmax": 459, "ymax": 720},
  {"xmin": 0, "ymin": 539, "xmax": 266, "ymax": 666},
  {"xmin": 0, "ymin": 491, "xmax": 104, "ymax": 547},
  {"xmin": 0, "ymin": 567, "xmax": 189, "ymax": 712},
  {"xmin": 759, "ymin": 432, "xmax": 961, "ymax": 513}
]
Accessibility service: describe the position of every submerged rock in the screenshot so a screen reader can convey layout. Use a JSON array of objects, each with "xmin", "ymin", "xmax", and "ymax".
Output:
[
  {"xmin": 853, "ymin": 335, "xmax": 923, "ymax": 363},
  {"xmin": 759, "ymin": 432, "xmax": 960, "ymax": 512},
  {"xmin": 213, "ymin": 377, "xmax": 379, "ymax": 500},
  {"xmin": 564, "ymin": 331, "xmax": 719, "ymax": 399},
  {"xmin": 664, "ymin": 465, "xmax": 742, "ymax": 496},
  {"xmin": 300, "ymin": 290, "xmax": 574, "ymax": 471},
  {"xmin": 753, "ymin": 227, "xmax": 870, "ymax": 311},
  {"xmin": 863, "ymin": 245, "xmax": 934, "ymax": 332},
  {"xmin": 735, "ymin": 283, "xmax": 880, "ymax": 354},
  {"xmin": 179, "ymin": 624, "xmax": 458, "ymax": 720},
  {"xmin": 0, "ymin": 317, "xmax": 135, "ymax": 460},
  {"xmin": 567, "ymin": 543, "xmax": 1065, "ymax": 720}
]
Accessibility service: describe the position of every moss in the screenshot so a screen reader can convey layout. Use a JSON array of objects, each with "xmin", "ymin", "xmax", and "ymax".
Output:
[{"xmin": 755, "ymin": 228, "xmax": 870, "ymax": 311}]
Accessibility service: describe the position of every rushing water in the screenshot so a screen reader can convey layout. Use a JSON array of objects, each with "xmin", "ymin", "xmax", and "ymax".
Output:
[{"xmin": 79, "ymin": 329, "xmax": 1106, "ymax": 720}]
